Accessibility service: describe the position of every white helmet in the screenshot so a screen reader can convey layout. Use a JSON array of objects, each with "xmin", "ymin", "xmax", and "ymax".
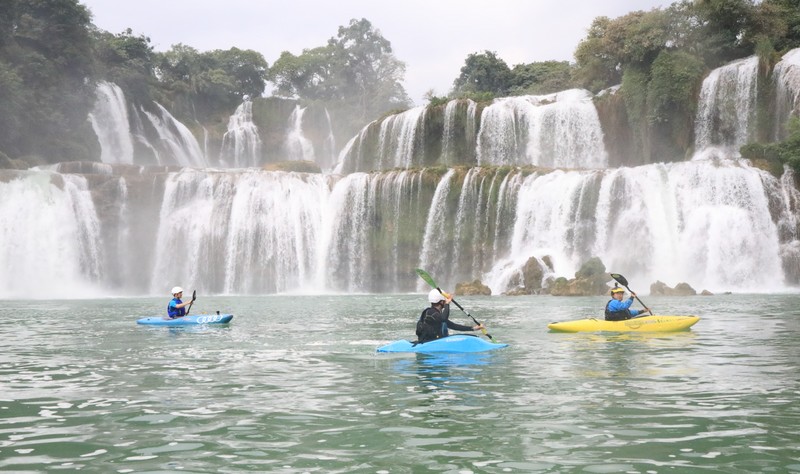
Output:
[
  {"xmin": 171, "ymin": 286, "xmax": 184, "ymax": 295},
  {"xmin": 427, "ymin": 289, "xmax": 445, "ymax": 303}
]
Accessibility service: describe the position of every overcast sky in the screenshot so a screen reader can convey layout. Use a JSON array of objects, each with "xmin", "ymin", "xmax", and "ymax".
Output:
[{"xmin": 81, "ymin": 0, "xmax": 667, "ymax": 105}]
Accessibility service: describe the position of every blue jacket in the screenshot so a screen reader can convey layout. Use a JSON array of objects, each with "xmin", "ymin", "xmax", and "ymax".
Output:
[
  {"xmin": 605, "ymin": 297, "xmax": 643, "ymax": 320},
  {"xmin": 167, "ymin": 298, "xmax": 185, "ymax": 318}
]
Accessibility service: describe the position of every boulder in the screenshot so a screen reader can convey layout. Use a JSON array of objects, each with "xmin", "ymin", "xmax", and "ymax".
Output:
[
  {"xmin": 650, "ymin": 280, "xmax": 697, "ymax": 296},
  {"xmin": 548, "ymin": 257, "xmax": 609, "ymax": 296},
  {"xmin": 455, "ymin": 279, "xmax": 492, "ymax": 296}
]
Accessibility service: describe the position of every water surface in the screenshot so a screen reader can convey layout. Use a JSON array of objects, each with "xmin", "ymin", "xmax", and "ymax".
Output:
[{"xmin": 1, "ymin": 294, "xmax": 799, "ymax": 472}]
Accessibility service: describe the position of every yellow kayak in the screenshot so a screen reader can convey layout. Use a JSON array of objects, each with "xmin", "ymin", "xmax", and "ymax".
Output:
[{"xmin": 548, "ymin": 315, "xmax": 700, "ymax": 333}]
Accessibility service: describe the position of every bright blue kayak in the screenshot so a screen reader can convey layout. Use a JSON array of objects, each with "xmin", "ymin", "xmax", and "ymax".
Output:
[
  {"xmin": 136, "ymin": 314, "xmax": 233, "ymax": 326},
  {"xmin": 376, "ymin": 335, "xmax": 507, "ymax": 353}
]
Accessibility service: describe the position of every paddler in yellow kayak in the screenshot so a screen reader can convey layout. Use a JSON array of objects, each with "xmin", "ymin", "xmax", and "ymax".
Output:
[{"xmin": 605, "ymin": 286, "xmax": 650, "ymax": 321}]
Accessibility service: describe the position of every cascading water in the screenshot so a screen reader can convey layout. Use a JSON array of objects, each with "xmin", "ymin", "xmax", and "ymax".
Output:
[
  {"xmin": 694, "ymin": 56, "xmax": 759, "ymax": 152},
  {"xmin": 286, "ymin": 105, "xmax": 316, "ymax": 162},
  {"xmin": 89, "ymin": 82, "xmax": 135, "ymax": 165},
  {"xmin": 0, "ymin": 171, "xmax": 102, "ymax": 299},
  {"xmin": 484, "ymin": 159, "xmax": 790, "ymax": 294},
  {"xmin": 220, "ymin": 96, "xmax": 262, "ymax": 168},
  {"xmin": 377, "ymin": 106, "xmax": 427, "ymax": 170},
  {"xmin": 141, "ymin": 103, "xmax": 207, "ymax": 168},
  {"xmin": 773, "ymin": 48, "xmax": 800, "ymax": 141},
  {"xmin": 477, "ymin": 89, "xmax": 608, "ymax": 169},
  {"xmin": 149, "ymin": 169, "xmax": 329, "ymax": 294}
]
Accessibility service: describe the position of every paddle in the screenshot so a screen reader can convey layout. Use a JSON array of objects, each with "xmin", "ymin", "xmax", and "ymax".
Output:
[
  {"xmin": 610, "ymin": 273, "xmax": 653, "ymax": 315},
  {"xmin": 415, "ymin": 268, "xmax": 496, "ymax": 342},
  {"xmin": 185, "ymin": 290, "xmax": 196, "ymax": 317}
]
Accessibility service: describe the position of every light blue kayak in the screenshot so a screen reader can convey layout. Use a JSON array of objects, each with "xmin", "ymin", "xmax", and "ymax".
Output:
[
  {"xmin": 136, "ymin": 314, "xmax": 233, "ymax": 326},
  {"xmin": 377, "ymin": 334, "xmax": 507, "ymax": 353}
]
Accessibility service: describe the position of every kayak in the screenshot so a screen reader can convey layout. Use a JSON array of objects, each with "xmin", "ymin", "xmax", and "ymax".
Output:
[
  {"xmin": 376, "ymin": 334, "xmax": 508, "ymax": 353},
  {"xmin": 548, "ymin": 315, "xmax": 699, "ymax": 333},
  {"xmin": 136, "ymin": 314, "xmax": 234, "ymax": 326}
]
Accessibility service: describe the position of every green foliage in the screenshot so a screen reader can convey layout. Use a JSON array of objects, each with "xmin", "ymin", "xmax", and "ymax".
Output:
[
  {"xmin": 507, "ymin": 61, "xmax": 577, "ymax": 95},
  {"xmin": 266, "ymin": 18, "xmax": 410, "ymax": 139},
  {"xmin": 0, "ymin": 0, "xmax": 96, "ymax": 162},
  {"xmin": 742, "ymin": 117, "xmax": 800, "ymax": 175},
  {"xmin": 451, "ymin": 51, "xmax": 512, "ymax": 96},
  {"xmin": 93, "ymin": 28, "xmax": 155, "ymax": 102},
  {"xmin": 647, "ymin": 50, "xmax": 705, "ymax": 148},
  {"xmin": 154, "ymin": 44, "xmax": 268, "ymax": 120}
]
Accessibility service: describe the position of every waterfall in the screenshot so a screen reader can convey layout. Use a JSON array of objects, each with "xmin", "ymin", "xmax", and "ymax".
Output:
[
  {"xmin": 477, "ymin": 89, "xmax": 608, "ymax": 169},
  {"xmin": 0, "ymin": 158, "xmax": 797, "ymax": 296},
  {"xmin": 220, "ymin": 96, "xmax": 262, "ymax": 168},
  {"xmin": 149, "ymin": 169, "xmax": 329, "ymax": 294},
  {"xmin": 141, "ymin": 103, "xmax": 207, "ymax": 168},
  {"xmin": 286, "ymin": 105, "xmax": 316, "ymax": 162},
  {"xmin": 694, "ymin": 56, "xmax": 759, "ymax": 152},
  {"xmin": 321, "ymin": 109, "xmax": 337, "ymax": 172},
  {"xmin": 377, "ymin": 106, "xmax": 427, "ymax": 169},
  {"xmin": 0, "ymin": 171, "xmax": 102, "ymax": 298},
  {"xmin": 773, "ymin": 48, "xmax": 800, "ymax": 141},
  {"xmin": 321, "ymin": 170, "xmax": 427, "ymax": 292},
  {"xmin": 89, "ymin": 82, "xmax": 135, "ymax": 165},
  {"xmin": 485, "ymin": 159, "xmax": 788, "ymax": 293}
]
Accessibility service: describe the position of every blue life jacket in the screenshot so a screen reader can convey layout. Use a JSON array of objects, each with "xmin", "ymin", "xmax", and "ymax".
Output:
[
  {"xmin": 167, "ymin": 298, "xmax": 185, "ymax": 318},
  {"xmin": 605, "ymin": 299, "xmax": 632, "ymax": 321}
]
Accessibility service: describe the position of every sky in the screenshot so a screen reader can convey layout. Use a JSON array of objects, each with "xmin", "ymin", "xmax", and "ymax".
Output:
[{"xmin": 81, "ymin": 0, "xmax": 667, "ymax": 105}]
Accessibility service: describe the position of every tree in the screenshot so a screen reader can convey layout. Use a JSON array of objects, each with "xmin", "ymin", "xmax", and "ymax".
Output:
[
  {"xmin": 507, "ymin": 61, "xmax": 576, "ymax": 95},
  {"xmin": 93, "ymin": 28, "xmax": 156, "ymax": 102},
  {"xmin": 0, "ymin": 0, "xmax": 96, "ymax": 162},
  {"xmin": 451, "ymin": 51, "xmax": 512, "ymax": 97},
  {"xmin": 267, "ymin": 18, "xmax": 410, "ymax": 133},
  {"xmin": 155, "ymin": 44, "xmax": 268, "ymax": 119}
]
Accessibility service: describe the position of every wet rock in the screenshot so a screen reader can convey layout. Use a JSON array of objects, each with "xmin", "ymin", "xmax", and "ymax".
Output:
[
  {"xmin": 650, "ymin": 280, "xmax": 697, "ymax": 296},
  {"xmin": 455, "ymin": 279, "xmax": 492, "ymax": 296}
]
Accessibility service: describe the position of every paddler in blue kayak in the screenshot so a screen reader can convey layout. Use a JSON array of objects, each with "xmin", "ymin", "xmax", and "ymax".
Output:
[
  {"xmin": 605, "ymin": 286, "xmax": 650, "ymax": 321},
  {"xmin": 167, "ymin": 286, "xmax": 195, "ymax": 319},
  {"xmin": 416, "ymin": 289, "xmax": 485, "ymax": 342}
]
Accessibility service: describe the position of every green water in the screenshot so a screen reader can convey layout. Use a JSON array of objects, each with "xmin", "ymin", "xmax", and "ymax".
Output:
[{"xmin": 1, "ymin": 294, "xmax": 799, "ymax": 473}]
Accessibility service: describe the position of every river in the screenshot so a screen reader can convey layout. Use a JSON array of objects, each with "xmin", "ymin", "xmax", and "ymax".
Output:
[{"xmin": 1, "ymin": 293, "xmax": 798, "ymax": 472}]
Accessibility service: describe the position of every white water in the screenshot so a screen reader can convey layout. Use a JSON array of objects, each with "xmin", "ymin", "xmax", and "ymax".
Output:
[
  {"xmin": 0, "ymin": 158, "xmax": 797, "ymax": 296},
  {"xmin": 89, "ymin": 82, "xmax": 134, "ymax": 165},
  {"xmin": 0, "ymin": 172, "xmax": 102, "ymax": 298},
  {"xmin": 141, "ymin": 103, "xmax": 207, "ymax": 168},
  {"xmin": 377, "ymin": 106, "xmax": 427, "ymax": 169},
  {"xmin": 773, "ymin": 48, "xmax": 800, "ymax": 141},
  {"xmin": 694, "ymin": 56, "xmax": 759, "ymax": 152},
  {"xmin": 477, "ymin": 89, "xmax": 608, "ymax": 169},
  {"xmin": 220, "ymin": 97, "xmax": 262, "ymax": 167},
  {"xmin": 286, "ymin": 105, "xmax": 316, "ymax": 162}
]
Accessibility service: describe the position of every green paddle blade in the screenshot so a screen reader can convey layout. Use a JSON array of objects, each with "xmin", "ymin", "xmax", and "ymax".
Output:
[
  {"xmin": 415, "ymin": 268, "xmax": 438, "ymax": 289},
  {"xmin": 610, "ymin": 273, "xmax": 628, "ymax": 287}
]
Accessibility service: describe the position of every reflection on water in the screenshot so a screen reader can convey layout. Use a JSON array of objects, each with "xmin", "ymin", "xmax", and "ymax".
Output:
[{"xmin": 1, "ymin": 294, "xmax": 799, "ymax": 472}]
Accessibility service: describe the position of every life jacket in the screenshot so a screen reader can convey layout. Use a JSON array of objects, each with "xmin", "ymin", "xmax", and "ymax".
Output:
[
  {"xmin": 167, "ymin": 298, "xmax": 186, "ymax": 318},
  {"xmin": 416, "ymin": 307, "xmax": 447, "ymax": 342},
  {"xmin": 605, "ymin": 299, "xmax": 632, "ymax": 321}
]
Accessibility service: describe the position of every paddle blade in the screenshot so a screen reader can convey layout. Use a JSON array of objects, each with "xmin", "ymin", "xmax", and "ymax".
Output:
[
  {"xmin": 610, "ymin": 273, "xmax": 628, "ymax": 287},
  {"xmin": 415, "ymin": 268, "xmax": 438, "ymax": 289}
]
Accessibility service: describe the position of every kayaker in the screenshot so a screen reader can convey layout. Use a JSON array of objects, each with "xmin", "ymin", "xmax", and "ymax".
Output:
[
  {"xmin": 416, "ymin": 289, "xmax": 485, "ymax": 342},
  {"xmin": 605, "ymin": 286, "xmax": 649, "ymax": 321},
  {"xmin": 167, "ymin": 286, "xmax": 194, "ymax": 319}
]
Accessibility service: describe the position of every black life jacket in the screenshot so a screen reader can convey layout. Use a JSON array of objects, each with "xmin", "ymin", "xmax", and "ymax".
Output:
[
  {"xmin": 416, "ymin": 307, "xmax": 446, "ymax": 342},
  {"xmin": 605, "ymin": 299, "xmax": 632, "ymax": 321}
]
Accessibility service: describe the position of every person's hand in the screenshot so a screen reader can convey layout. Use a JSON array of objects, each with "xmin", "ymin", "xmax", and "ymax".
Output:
[
  {"xmin": 442, "ymin": 292, "xmax": 453, "ymax": 304},
  {"xmin": 473, "ymin": 323, "xmax": 485, "ymax": 331},
  {"xmin": 630, "ymin": 291, "xmax": 637, "ymax": 297}
]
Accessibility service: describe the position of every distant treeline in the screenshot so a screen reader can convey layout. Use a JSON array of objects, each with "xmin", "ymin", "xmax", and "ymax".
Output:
[{"xmin": 1, "ymin": 0, "xmax": 799, "ymax": 168}]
